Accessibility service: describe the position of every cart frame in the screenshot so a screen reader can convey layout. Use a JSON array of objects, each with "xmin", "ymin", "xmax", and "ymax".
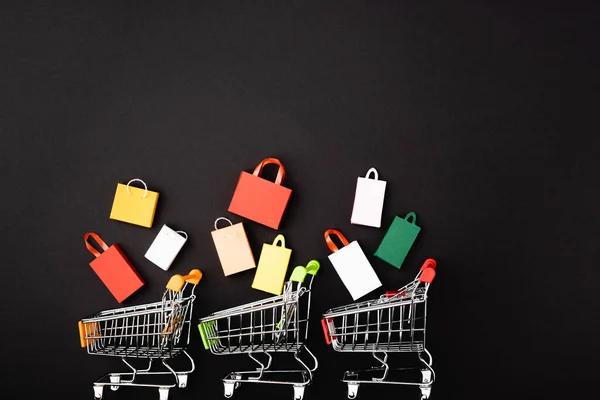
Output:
[
  {"xmin": 198, "ymin": 261, "xmax": 320, "ymax": 400},
  {"xmin": 78, "ymin": 269, "xmax": 202, "ymax": 400},
  {"xmin": 321, "ymin": 259, "xmax": 437, "ymax": 399}
]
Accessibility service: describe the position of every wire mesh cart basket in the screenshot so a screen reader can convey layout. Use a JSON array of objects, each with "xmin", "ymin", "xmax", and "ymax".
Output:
[
  {"xmin": 78, "ymin": 269, "xmax": 202, "ymax": 400},
  {"xmin": 198, "ymin": 261, "xmax": 320, "ymax": 400},
  {"xmin": 321, "ymin": 259, "xmax": 437, "ymax": 399}
]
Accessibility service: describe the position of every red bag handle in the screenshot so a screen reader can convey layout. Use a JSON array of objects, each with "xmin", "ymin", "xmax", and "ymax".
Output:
[
  {"xmin": 324, "ymin": 229, "xmax": 350, "ymax": 253},
  {"xmin": 253, "ymin": 158, "xmax": 285, "ymax": 185},
  {"xmin": 84, "ymin": 232, "xmax": 109, "ymax": 258}
]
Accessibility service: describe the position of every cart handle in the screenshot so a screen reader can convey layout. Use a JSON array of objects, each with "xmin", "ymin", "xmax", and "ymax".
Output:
[
  {"xmin": 166, "ymin": 269, "xmax": 202, "ymax": 292},
  {"xmin": 289, "ymin": 260, "xmax": 320, "ymax": 283},
  {"xmin": 420, "ymin": 258, "xmax": 436, "ymax": 270},
  {"xmin": 305, "ymin": 259, "xmax": 320, "ymax": 275},
  {"xmin": 290, "ymin": 266, "xmax": 307, "ymax": 283},
  {"xmin": 418, "ymin": 267, "xmax": 436, "ymax": 284}
]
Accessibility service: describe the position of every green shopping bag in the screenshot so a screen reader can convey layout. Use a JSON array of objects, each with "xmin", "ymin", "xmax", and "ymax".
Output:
[{"xmin": 374, "ymin": 212, "xmax": 421, "ymax": 269}]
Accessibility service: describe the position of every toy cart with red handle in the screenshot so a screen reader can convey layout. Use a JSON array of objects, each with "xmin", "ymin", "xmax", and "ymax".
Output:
[{"xmin": 321, "ymin": 259, "xmax": 437, "ymax": 399}]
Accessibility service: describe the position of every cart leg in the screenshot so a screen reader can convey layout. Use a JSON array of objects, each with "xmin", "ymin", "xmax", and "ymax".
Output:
[
  {"xmin": 347, "ymin": 383, "xmax": 359, "ymax": 399},
  {"xmin": 177, "ymin": 374, "xmax": 188, "ymax": 388},
  {"xmin": 293, "ymin": 385, "xmax": 305, "ymax": 400},
  {"xmin": 158, "ymin": 387, "xmax": 170, "ymax": 400},
  {"xmin": 110, "ymin": 375, "xmax": 120, "ymax": 391},
  {"xmin": 93, "ymin": 384, "xmax": 103, "ymax": 399}
]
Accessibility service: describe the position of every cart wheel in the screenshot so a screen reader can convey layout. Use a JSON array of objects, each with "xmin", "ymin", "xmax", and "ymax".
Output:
[
  {"xmin": 93, "ymin": 385, "xmax": 103, "ymax": 399},
  {"xmin": 110, "ymin": 375, "xmax": 120, "ymax": 391},
  {"xmin": 177, "ymin": 374, "xmax": 188, "ymax": 388},
  {"xmin": 420, "ymin": 386, "xmax": 432, "ymax": 400},
  {"xmin": 420, "ymin": 369, "xmax": 432, "ymax": 384},
  {"xmin": 224, "ymin": 382, "xmax": 235, "ymax": 398},
  {"xmin": 347, "ymin": 383, "xmax": 359, "ymax": 399},
  {"xmin": 158, "ymin": 387, "xmax": 169, "ymax": 400},
  {"xmin": 293, "ymin": 385, "xmax": 305, "ymax": 400}
]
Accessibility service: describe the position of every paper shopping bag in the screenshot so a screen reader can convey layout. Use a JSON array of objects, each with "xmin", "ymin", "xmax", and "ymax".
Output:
[
  {"xmin": 324, "ymin": 229, "xmax": 381, "ymax": 300},
  {"xmin": 350, "ymin": 167, "xmax": 387, "ymax": 228},
  {"xmin": 109, "ymin": 178, "xmax": 159, "ymax": 228},
  {"xmin": 252, "ymin": 234, "xmax": 292, "ymax": 295},
  {"xmin": 374, "ymin": 212, "xmax": 421, "ymax": 269},
  {"xmin": 84, "ymin": 232, "xmax": 144, "ymax": 303},
  {"xmin": 228, "ymin": 158, "xmax": 292, "ymax": 229},
  {"xmin": 211, "ymin": 217, "xmax": 256, "ymax": 276},
  {"xmin": 144, "ymin": 225, "xmax": 188, "ymax": 271}
]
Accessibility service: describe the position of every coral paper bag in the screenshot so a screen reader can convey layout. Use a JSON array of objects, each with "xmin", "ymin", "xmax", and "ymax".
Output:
[
  {"xmin": 350, "ymin": 167, "xmax": 387, "ymax": 228},
  {"xmin": 325, "ymin": 229, "xmax": 382, "ymax": 300},
  {"xmin": 228, "ymin": 158, "xmax": 292, "ymax": 229},
  {"xmin": 211, "ymin": 217, "xmax": 256, "ymax": 276},
  {"xmin": 109, "ymin": 178, "xmax": 159, "ymax": 228},
  {"xmin": 252, "ymin": 234, "xmax": 292, "ymax": 295},
  {"xmin": 84, "ymin": 232, "xmax": 144, "ymax": 303},
  {"xmin": 374, "ymin": 212, "xmax": 421, "ymax": 269}
]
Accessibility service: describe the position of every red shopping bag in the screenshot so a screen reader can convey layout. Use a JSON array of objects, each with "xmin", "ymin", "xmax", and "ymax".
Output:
[
  {"xmin": 228, "ymin": 158, "xmax": 292, "ymax": 229},
  {"xmin": 84, "ymin": 232, "xmax": 144, "ymax": 303}
]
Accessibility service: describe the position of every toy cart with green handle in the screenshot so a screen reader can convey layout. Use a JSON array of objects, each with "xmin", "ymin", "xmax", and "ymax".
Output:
[{"xmin": 198, "ymin": 260, "xmax": 320, "ymax": 400}]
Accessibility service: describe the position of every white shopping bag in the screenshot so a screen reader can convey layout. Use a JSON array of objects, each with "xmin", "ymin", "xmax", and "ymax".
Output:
[
  {"xmin": 144, "ymin": 224, "xmax": 188, "ymax": 271},
  {"xmin": 350, "ymin": 167, "xmax": 387, "ymax": 228},
  {"xmin": 324, "ymin": 229, "xmax": 382, "ymax": 300}
]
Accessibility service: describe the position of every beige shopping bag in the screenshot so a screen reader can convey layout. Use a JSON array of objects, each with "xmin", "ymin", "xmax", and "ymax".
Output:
[{"xmin": 211, "ymin": 217, "xmax": 256, "ymax": 276}]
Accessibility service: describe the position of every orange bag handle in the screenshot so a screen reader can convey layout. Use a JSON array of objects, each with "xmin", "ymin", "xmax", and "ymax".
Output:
[
  {"xmin": 84, "ymin": 232, "xmax": 109, "ymax": 258},
  {"xmin": 324, "ymin": 229, "xmax": 350, "ymax": 253},
  {"xmin": 253, "ymin": 157, "xmax": 285, "ymax": 185}
]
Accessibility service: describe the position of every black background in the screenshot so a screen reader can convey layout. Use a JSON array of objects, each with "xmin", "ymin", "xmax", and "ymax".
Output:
[{"xmin": 2, "ymin": 1, "xmax": 599, "ymax": 399}]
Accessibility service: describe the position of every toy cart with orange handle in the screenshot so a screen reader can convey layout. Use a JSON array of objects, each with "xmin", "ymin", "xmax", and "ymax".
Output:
[
  {"xmin": 321, "ymin": 259, "xmax": 437, "ymax": 399},
  {"xmin": 78, "ymin": 269, "xmax": 202, "ymax": 400}
]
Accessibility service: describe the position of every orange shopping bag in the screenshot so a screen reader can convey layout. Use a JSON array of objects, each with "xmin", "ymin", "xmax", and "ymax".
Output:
[
  {"xmin": 228, "ymin": 158, "xmax": 292, "ymax": 230},
  {"xmin": 84, "ymin": 232, "xmax": 144, "ymax": 303}
]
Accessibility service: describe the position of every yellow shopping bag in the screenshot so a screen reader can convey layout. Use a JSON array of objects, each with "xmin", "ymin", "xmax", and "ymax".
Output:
[
  {"xmin": 251, "ymin": 234, "xmax": 292, "ymax": 295},
  {"xmin": 109, "ymin": 178, "xmax": 159, "ymax": 228}
]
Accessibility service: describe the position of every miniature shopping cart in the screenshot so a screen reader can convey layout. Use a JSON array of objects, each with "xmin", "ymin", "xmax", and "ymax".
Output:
[
  {"xmin": 321, "ymin": 259, "xmax": 437, "ymax": 399},
  {"xmin": 198, "ymin": 261, "xmax": 320, "ymax": 400},
  {"xmin": 78, "ymin": 269, "xmax": 202, "ymax": 400}
]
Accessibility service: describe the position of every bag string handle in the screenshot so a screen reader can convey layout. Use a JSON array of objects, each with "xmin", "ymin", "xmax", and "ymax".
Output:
[{"xmin": 126, "ymin": 178, "xmax": 148, "ymax": 199}]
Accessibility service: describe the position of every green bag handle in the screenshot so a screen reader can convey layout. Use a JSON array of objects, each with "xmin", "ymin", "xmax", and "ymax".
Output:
[{"xmin": 404, "ymin": 212, "xmax": 417, "ymax": 224}]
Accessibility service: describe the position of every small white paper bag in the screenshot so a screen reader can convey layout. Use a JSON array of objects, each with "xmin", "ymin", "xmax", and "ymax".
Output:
[
  {"xmin": 144, "ymin": 224, "xmax": 188, "ymax": 271},
  {"xmin": 350, "ymin": 167, "xmax": 387, "ymax": 228},
  {"xmin": 325, "ymin": 229, "xmax": 382, "ymax": 300}
]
